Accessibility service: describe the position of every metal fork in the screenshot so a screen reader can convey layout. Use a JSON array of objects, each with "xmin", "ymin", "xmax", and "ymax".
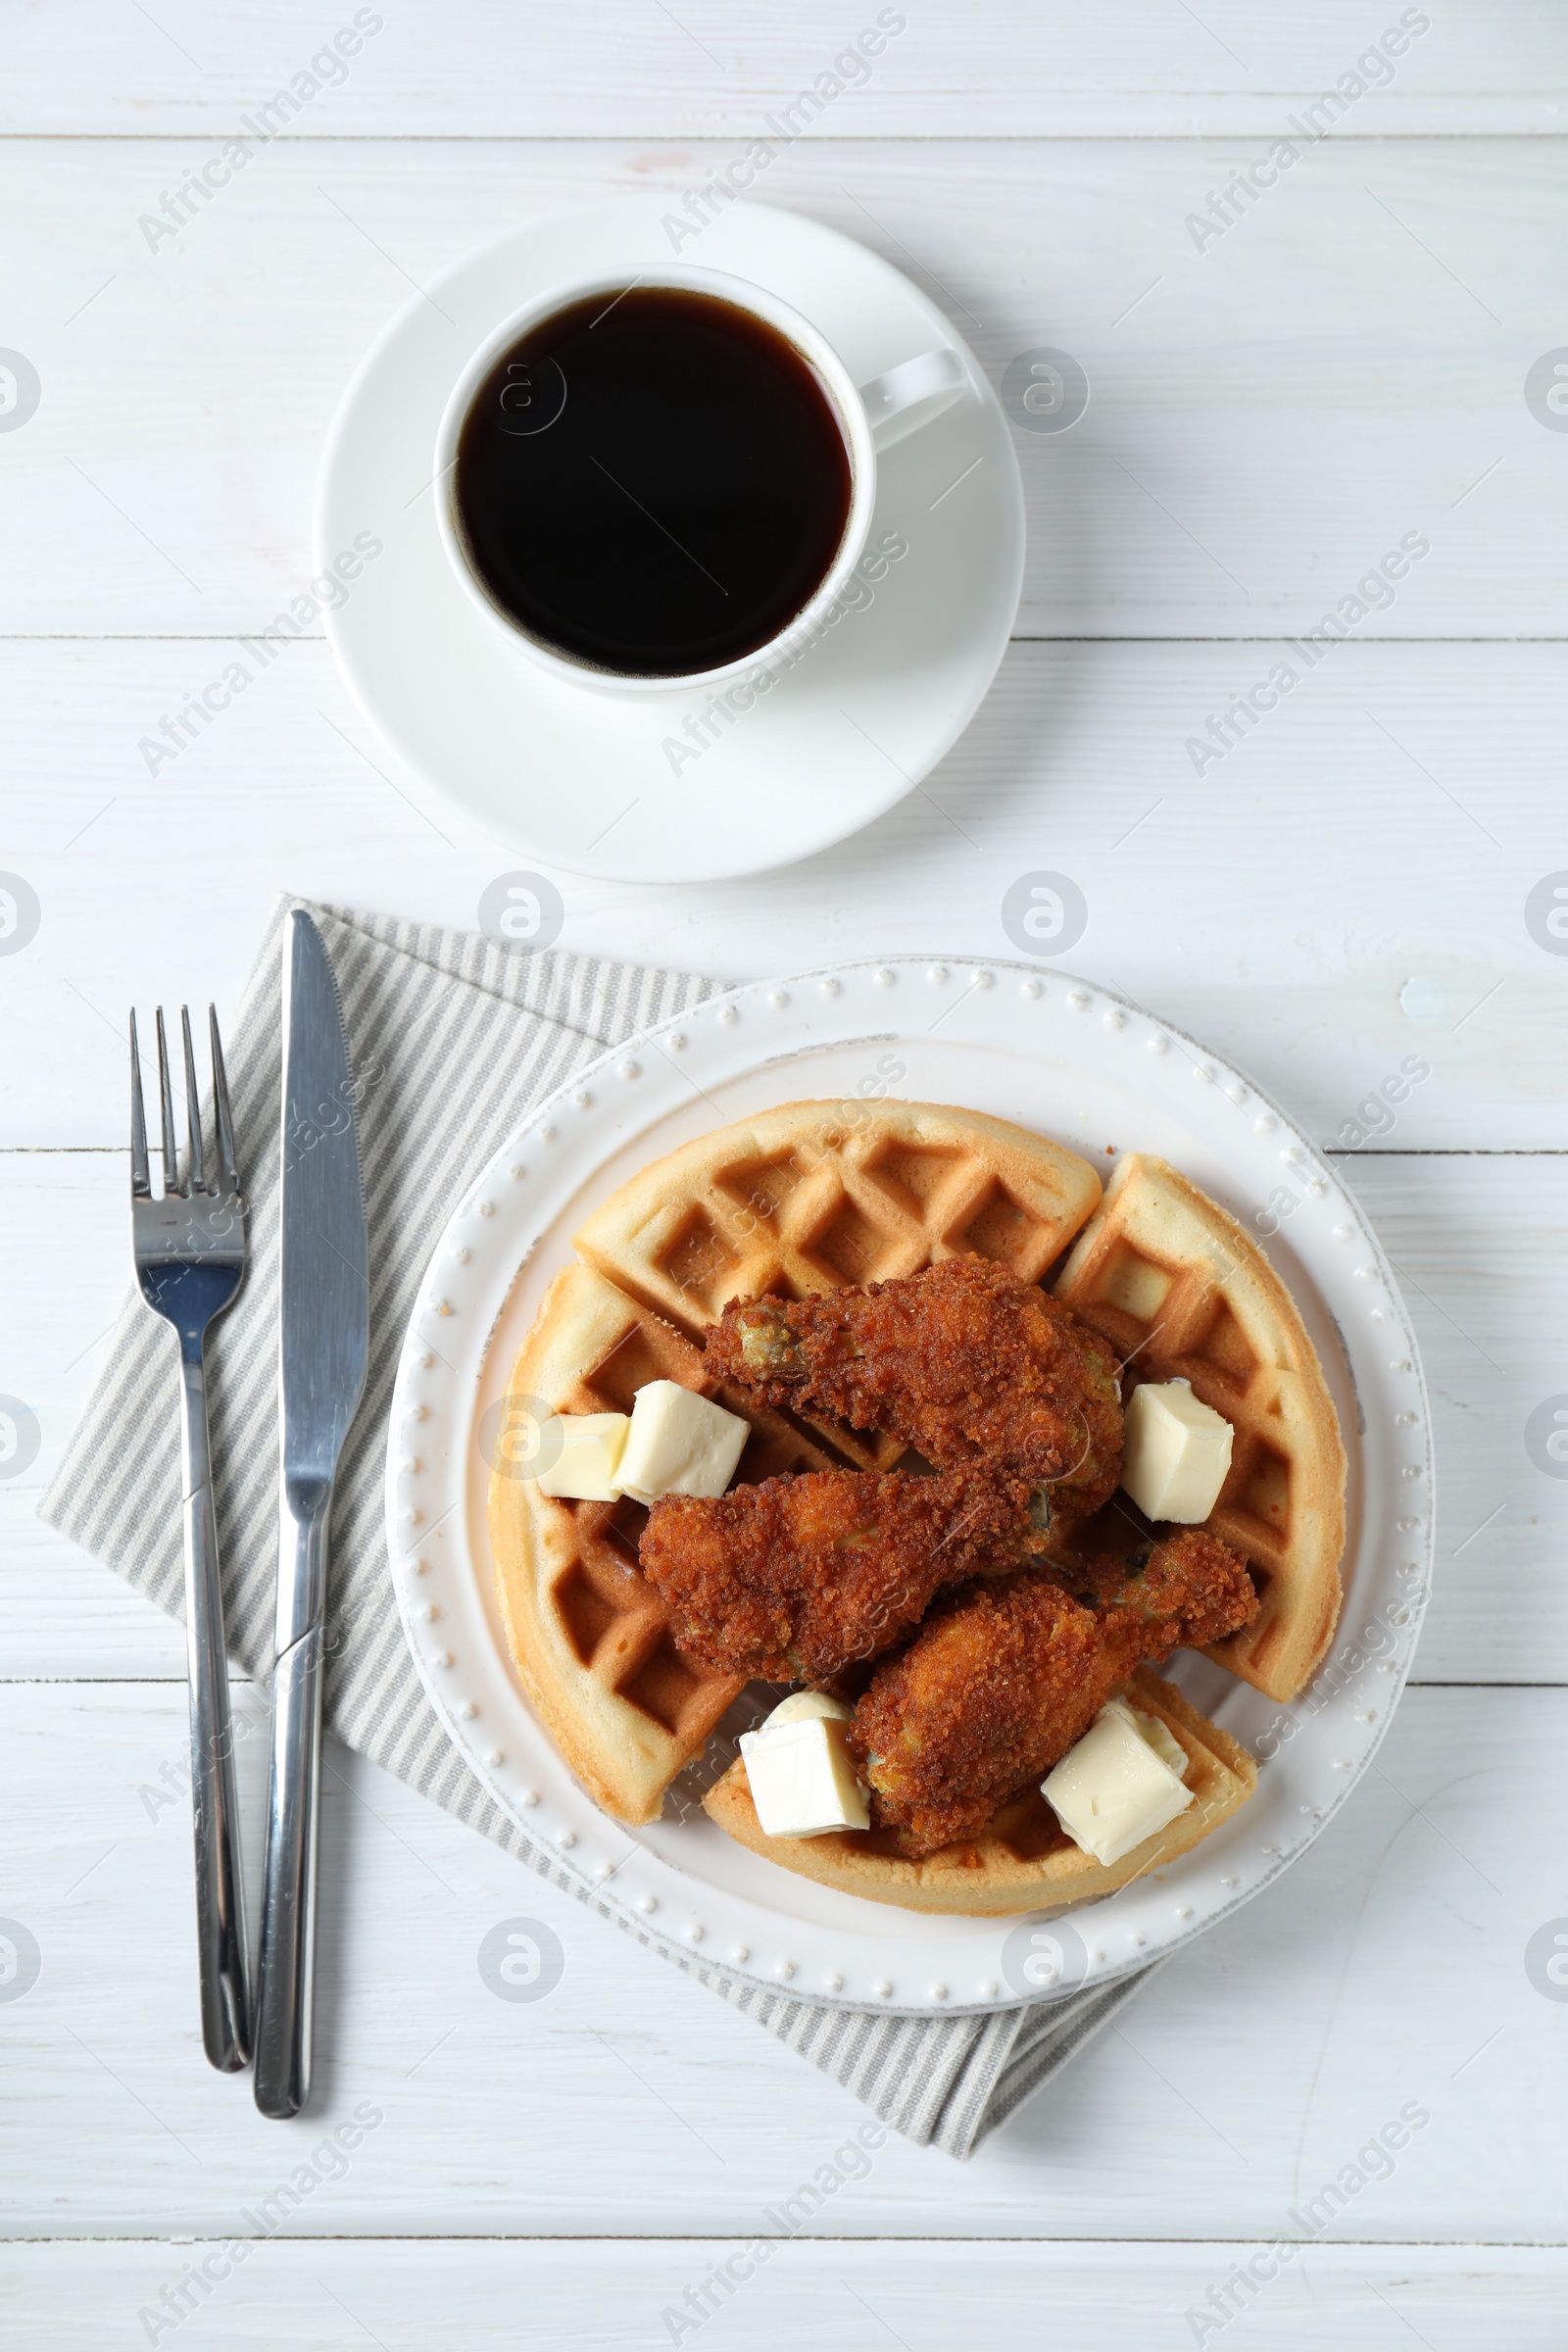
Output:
[{"xmin": 130, "ymin": 1005, "xmax": 252, "ymax": 2074}]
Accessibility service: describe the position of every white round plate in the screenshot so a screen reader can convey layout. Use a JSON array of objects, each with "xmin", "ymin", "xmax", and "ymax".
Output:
[
  {"xmin": 316, "ymin": 197, "xmax": 1023, "ymax": 883},
  {"xmin": 384, "ymin": 958, "xmax": 1434, "ymax": 2016}
]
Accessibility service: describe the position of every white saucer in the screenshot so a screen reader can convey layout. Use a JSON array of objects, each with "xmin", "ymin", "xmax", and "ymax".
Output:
[{"xmin": 315, "ymin": 198, "xmax": 1024, "ymax": 883}]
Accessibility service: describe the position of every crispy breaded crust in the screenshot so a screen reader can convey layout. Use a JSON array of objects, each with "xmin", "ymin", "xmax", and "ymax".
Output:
[
  {"xmin": 641, "ymin": 1463, "xmax": 1046, "ymax": 1685},
  {"xmin": 705, "ymin": 1255, "xmax": 1123, "ymax": 1502},
  {"xmin": 847, "ymin": 1537, "xmax": 1258, "ymax": 1854},
  {"xmin": 572, "ymin": 1098, "xmax": 1103, "ymax": 1471},
  {"xmin": 1054, "ymin": 1152, "xmax": 1347, "ymax": 1701},
  {"xmin": 701, "ymin": 1668, "xmax": 1257, "ymax": 1917}
]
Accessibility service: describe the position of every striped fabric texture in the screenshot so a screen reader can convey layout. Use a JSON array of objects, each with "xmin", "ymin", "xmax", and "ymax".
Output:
[{"xmin": 41, "ymin": 898, "xmax": 1152, "ymax": 2158}]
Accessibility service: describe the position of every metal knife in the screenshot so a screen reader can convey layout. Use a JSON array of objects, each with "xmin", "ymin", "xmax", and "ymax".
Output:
[{"xmin": 254, "ymin": 909, "xmax": 369, "ymax": 2119}]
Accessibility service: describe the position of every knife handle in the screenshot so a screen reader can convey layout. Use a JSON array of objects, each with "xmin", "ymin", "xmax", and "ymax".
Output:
[
  {"xmin": 254, "ymin": 1543, "xmax": 326, "ymax": 2120},
  {"xmin": 176, "ymin": 1345, "xmax": 252, "ymax": 2074}
]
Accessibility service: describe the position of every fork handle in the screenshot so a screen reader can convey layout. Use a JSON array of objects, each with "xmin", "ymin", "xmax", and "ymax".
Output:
[{"xmin": 176, "ymin": 1345, "xmax": 253, "ymax": 2073}]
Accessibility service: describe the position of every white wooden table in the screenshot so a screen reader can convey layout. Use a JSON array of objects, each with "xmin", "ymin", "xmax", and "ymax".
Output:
[{"xmin": 4, "ymin": 8, "xmax": 1566, "ymax": 2343}]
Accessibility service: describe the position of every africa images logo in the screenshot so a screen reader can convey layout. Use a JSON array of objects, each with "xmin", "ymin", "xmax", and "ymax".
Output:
[
  {"xmin": 1000, "ymin": 1917, "xmax": 1089, "ymax": 1998},
  {"xmin": 477, "ymin": 872, "xmax": 565, "ymax": 952},
  {"xmin": 1525, "ymin": 1919, "xmax": 1568, "ymax": 2001},
  {"xmin": 1001, "ymin": 872, "xmax": 1089, "ymax": 958},
  {"xmin": 477, "ymin": 1918, "xmax": 565, "ymax": 2003}
]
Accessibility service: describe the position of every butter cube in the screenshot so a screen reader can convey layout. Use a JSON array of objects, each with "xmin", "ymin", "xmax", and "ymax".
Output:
[
  {"xmin": 1121, "ymin": 1379, "xmax": 1234, "ymax": 1523},
  {"xmin": 616, "ymin": 1379, "xmax": 750, "ymax": 1504},
  {"xmin": 740, "ymin": 1691, "xmax": 869, "ymax": 1838},
  {"xmin": 535, "ymin": 1412, "xmax": 629, "ymax": 1501},
  {"xmin": 760, "ymin": 1691, "xmax": 856, "ymax": 1731},
  {"xmin": 1129, "ymin": 1704, "xmax": 1189, "ymax": 1780},
  {"xmin": 1042, "ymin": 1696, "xmax": 1193, "ymax": 1866}
]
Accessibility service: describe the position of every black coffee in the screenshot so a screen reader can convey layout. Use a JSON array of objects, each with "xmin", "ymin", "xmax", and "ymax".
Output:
[{"xmin": 454, "ymin": 288, "xmax": 854, "ymax": 677}]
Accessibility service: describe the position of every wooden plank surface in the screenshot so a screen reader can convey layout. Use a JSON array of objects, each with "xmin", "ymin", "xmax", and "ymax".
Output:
[
  {"xmin": 0, "ymin": 638, "xmax": 1560, "ymax": 1149},
  {"xmin": 3, "ymin": 2239, "xmax": 1565, "ymax": 2352},
  {"xmin": 7, "ymin": 4, "xmax": 1566, "ymax": 137},
  {"xmin": 1, "ymin": 139, "xmax": 1565, "ymax": 639},
  {"xmin": 0, "ymin": 1683, "xmax": 1560, "ymax": 2242}
]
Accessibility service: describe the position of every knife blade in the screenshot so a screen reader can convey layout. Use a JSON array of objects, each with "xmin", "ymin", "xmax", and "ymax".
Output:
[{"xmin": 254, "ymin": 908, "xmax": 369, "ymax": 2119}]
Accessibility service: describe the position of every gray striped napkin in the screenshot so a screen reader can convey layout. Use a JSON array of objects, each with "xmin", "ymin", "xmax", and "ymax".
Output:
[{"xmin": 41, "ymin": 896, "xmax": 1152, "ymax": 2157}]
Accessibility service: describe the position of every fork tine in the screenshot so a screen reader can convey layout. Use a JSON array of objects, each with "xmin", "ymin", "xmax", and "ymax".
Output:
[
  {"xmin": 154, "ymin": 1006, "xmax": 182, "ymax": 1198},
  {"xmin": 129, "ymin": 1011, "xmax": 152, "ymax": 1198},
  {"xmin": 209, "ymin": 1005, "xmax": 238, "ymax": 1198},
  {"xmin": 180, "ymin": 1006, "xmax": 207, "ymax": 1195}
]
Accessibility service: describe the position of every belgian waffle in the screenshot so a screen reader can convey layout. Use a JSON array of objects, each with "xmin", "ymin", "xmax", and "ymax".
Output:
[
  {"xmin": 488, "ymin": 1261, "xmax": 870, "ymax": 1823},
  {"xmin": 701, "ymin": 1668, "xmax": 1257, "ymax": 1918},
  {"xmin": 1054, "ymin": 1152, "xmax": 1347, "ymax": 1701}
]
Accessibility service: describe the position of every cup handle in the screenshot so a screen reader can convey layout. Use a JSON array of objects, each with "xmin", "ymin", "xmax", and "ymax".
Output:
[{"xmin": 858, "ymin": 347, "xmax": 968, "ymax": 451}]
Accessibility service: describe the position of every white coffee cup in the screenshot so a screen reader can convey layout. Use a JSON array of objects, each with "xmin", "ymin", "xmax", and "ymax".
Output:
[{"xmin": 432, "ymin": 267, "xmax": 967, "ymax": 697}]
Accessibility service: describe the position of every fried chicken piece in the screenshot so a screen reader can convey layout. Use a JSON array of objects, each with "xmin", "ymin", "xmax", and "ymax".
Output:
[
  {"xmin": 706, "ymin": 1255, "xmax": 1123, "ymax": 1510},
  {"xmin": 847, "ymin": 1532, "xmax": 1258, "ymax": 1856},
  {"xmin": 1056, "ymin": 1530, "xmax": 1266, "ymax": 1663},
  {"xmin": 639, "ymin": 1464, "xmax": 1052, "ymax": 1685}
]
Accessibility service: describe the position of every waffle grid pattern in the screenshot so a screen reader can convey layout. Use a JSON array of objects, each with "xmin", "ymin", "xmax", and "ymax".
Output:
[
  {"xmin": 1054, "ymin": 1153, "xmax": 1346, "ymax": 1700},
  {"xmin": 547, "ymin": 1301, "xmax": 865, "ymax": 1747}
]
